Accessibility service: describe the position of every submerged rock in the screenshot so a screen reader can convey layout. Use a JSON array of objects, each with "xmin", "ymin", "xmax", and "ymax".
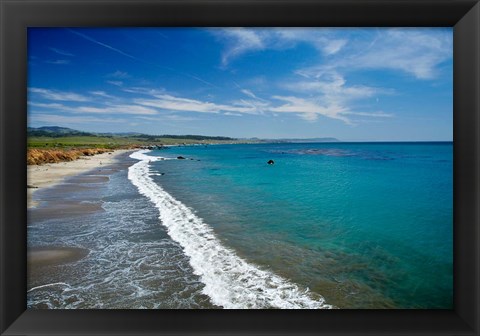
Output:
[{"xmin": 177, "ymin": 156, "xmax": 186, "ymax": 160}]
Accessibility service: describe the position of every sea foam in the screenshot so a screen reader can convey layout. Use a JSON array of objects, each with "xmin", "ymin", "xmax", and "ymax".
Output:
[{"xmin": 128, "ymin": 150, "xmax": 333, "ymax": 309}]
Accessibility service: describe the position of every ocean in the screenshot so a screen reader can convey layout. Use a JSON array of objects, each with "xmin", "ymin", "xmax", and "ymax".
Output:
[{"xmin": 27, "ymin": 142, "xmax": 453, "ymax": 309}]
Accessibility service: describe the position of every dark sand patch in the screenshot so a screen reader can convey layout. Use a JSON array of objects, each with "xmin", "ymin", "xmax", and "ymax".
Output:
[
  {"xmin": 28, "ymin": 246, "xmax": 89, "ymax": 268},
  {"xmin": 28, "ymin": 201, "xmax": 104, "ymax": 223}
]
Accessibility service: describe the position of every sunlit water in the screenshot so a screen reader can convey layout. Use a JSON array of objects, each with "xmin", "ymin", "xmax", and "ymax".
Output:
[{"xmin": 28, "ymin": 143, "xmax": 452, "ymax": 309}]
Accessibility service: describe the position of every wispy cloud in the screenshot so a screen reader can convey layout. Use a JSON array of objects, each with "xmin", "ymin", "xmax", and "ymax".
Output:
[
  {"xmin": 353, "ymin": 29, "xmax": 452, "ymax": 79},
  {"xmin": 29, "ymin": 76, "xmax": 393, "ymax": 125},
  {"xmin": 182, "ymin": 73, "xmax": 219, "ymax": 89},
  {"xmin": 107, "ymin": 80, "xmax": 123, "ymax": 87},
  {"xmin": 276, "ymin": 70, "xmax": 394, "ymax": 123},
  {"xmin": 29, "ymin": 88, "xmax": 90, "ymax": 102},
  {"xmin": 28, "ymin": 102, "xmax": 66, "ymax": 109},
  {"xmin": 69, "ymin": 29, "xmax": 218, "ymax": 90},
  {"xmin": 224, "ymin": 112, "xmax": 243, "ymax": 117},
  {"xmin": 73, "ymin": 104, "xmax": 158, "ymax": 115},
  {"xmin": 215, "ymin": 28, "xmax": 451, "ymax": 80},
  {"xmin": 214, "ymin": 28, "xmax": 264, "ymax": 67},
  {"xmin": 29, "ymin": 98, "xmax": 158, "ymax": 116},
  {"xmin": 137, "ymin": 115, "xmax": 198, "ymax": 122},
  {"xmin": 107, "ymin": 70, "xmax": 130, "ymax": 79},
  {"xmin": 45, "ymin": 59, "xmax": 71, "ymax": 65},
  {"xmin": 49, "ymin": 47, "xmax": 75, "ymax": 57},
  {"xmin": 299, "ymin": 28, "xmax": 452, "ymax": 80},
  {"xmin": 270, "ymin": 96, "xmax": 350, "ymax": 123},
  {"xmin": 241, "ymin": 89, "xmax": 259, "ymax": 99},
  {"xmin": 29, "ymin": 114, "xmax": 125, "ymax": 124},
  {"xmin": 273, "ymin": 28, "xmax": 347, "ymax": 55},
  {"xmin": 90, "ymin": 91, "xmax": 116, "ymax": 99},
  {"xmin": 135, "ymin": 94, "xmax": 261, "ymax": 115},
  {"xmin": 68, "ymin": 29, "xmax": 141, "ymax": 61},
  {"xmin": 213, "ymin": 28, "xmax": 348, "ymax": 67}
]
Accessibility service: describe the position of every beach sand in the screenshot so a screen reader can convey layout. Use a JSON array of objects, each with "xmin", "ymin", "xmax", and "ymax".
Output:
[
  {"xmin": 28, "ymin": 149, "xmax": 133, "ymax": 208},
  {"xmin": 27, "ymin": 149, "xmax": 135, "ymax": 289}
]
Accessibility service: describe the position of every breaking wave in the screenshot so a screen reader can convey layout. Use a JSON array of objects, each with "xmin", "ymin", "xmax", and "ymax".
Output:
[{"xmin": 128, "ymin": 150, "xmax": 333, "ymax": 309}]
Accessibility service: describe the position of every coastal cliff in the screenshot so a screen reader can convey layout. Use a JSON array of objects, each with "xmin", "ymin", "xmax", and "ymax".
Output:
[{"xmin": 27, "ymin": 148, "xmax": 114, "ymax": 165}]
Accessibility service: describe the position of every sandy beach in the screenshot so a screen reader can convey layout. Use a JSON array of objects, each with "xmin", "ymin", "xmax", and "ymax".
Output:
[
  {"xmin": 27, "ymin": 149, "xmax": 136, "ymax": 294},
  {"xmin": 28, "ymin": 149, "xmax": 133, "ymax": 208}
]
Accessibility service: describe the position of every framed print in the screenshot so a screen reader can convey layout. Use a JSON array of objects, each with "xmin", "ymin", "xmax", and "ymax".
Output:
[{"xmin": 1, "ymin": 0, "xmax": 479, "ymax": 335}]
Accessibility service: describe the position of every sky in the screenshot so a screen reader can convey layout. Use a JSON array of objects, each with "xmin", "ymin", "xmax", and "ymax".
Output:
[{"xmin": 27, "ymin": 27, "xmax": 453, "ymax": 141}]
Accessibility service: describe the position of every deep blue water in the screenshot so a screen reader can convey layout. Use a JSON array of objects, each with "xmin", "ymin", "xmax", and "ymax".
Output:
[{"xmin": 145, "ymin": 142, "xmax": 453, "ymax": 309}]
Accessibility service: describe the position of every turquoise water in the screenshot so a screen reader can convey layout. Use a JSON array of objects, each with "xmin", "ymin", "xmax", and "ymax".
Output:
[{"xmin": 144, "ymin": 142, "xmax": 452, "ymax": 309}]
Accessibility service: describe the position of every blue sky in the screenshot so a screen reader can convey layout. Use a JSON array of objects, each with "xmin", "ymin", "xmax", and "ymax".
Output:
[{"xmin": 28, "ymin": 28, "xmax": 452, "ymax": 141}]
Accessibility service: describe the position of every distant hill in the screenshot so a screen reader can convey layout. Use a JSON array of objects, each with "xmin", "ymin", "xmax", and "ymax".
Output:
[
  {"xmin": 262, "ymin": 137, "xmax": 340, "ymax": 143},
  {"xmin": 27, "ymin": 126, "xmax": 95, "ymax": 137},
  {"xmin": 132, "ymin": 134, "xmax": 235, "ymax": 141},
  {"xmin": 28, "ymin": 126, "xmax": 338, "ymax": 143},
  {"xmin": 28, "ymin": 126, "xmax": 236, "ymax": 141}
]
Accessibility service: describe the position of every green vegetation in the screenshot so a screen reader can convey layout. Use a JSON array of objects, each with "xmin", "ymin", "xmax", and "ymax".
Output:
[
  {"xmin": 27, "ymin": 127, "xmax": 249, "ymax": 149},
  {"xmin": 28, "ymin": 135, "xmax": 244, "ymax": 149}
]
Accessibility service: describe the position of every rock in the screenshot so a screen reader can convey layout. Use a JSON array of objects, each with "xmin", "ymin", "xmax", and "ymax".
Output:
[
  {"xmin": 177, "ymin": 156, "xmax": 186, "ymax": 160},
  {"xmin": 267, "ymin": 160, "xmax": 275, "ymax": 165}
]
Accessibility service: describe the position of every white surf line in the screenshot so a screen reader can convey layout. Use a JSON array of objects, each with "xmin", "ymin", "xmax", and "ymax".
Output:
[
  {"xmin": 128, "ymin": 150, "xmax": 334, "ymax": 309},
  {"xmin": 28, "ymin": 282, "xmax": 71, "ymax": 292}
]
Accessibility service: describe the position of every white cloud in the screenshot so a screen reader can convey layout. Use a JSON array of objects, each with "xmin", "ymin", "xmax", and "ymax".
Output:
[
  {"xmin": 29, "ymin": 99, "xmax": 157, "ymax": 116},
  {"xmin": 214, "ymin": 28, "xmax": 264, "ymax": 66},
  {"xmin": 270, "ymin": 95, "xmax": 350, "ymax": 123},
  {"xmin": 28, "ymin": 102, "xmax": 66, "ymax": 109},
  {"xmin": 29, "ymin": 88, "xmax": 90, "ymax": 102},
  {"xmin": 74, "ymin": 105, "xmax": 157, "ymax": 115},
  {"xmin": 277, "ymin": 70, "xmax": 394, "ymax": 123},
  {"xmin": 136, "ymin": 94, "xmax": 261, "ymax": 115},
  {"xmin": 356, "ymin": 29, "xmax": 452, "ymax": 79},
  {"xmin": 273, "ymin": 28, "xmax": 347, "ymax": 55},
  {"xmin": 213, "ymin": 28, "xmax": 348, "ymax": 67},
  {"xmin": 299, "ymin": 28, "xmax": 452, "ymax": 80},
  {"xmin": 90, "ymin": 91, "xmax": 116, "ymax": 99},
  {"xmin": 29, "ymin": 114, "xmax": 125, "ymax": 124}
]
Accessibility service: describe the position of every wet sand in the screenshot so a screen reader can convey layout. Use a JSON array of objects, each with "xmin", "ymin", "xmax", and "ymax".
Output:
[
  {"xmin": 28, "ymin": 149, "xmax": 133, "ymax": 208},
  {"xmin": 28, "ymin": 246, "xmax": 90, "ymax": 268},
  {"xmin": 27, "ymin": 150, "xmax": 135, "ymax": 292}
]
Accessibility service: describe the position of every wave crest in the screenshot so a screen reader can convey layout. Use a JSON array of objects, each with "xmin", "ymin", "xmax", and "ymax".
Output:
[{"xmin": 128, "ymin": 150, "xmax": 333, "ymax": 309}]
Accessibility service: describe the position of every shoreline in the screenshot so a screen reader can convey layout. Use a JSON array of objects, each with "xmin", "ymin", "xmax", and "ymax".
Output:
[
  {"xmin": 27, "ymin": 149, "xmax": 137, "ymax": 295},
  {"xmin": 28, "ymin": 149, "xmax": 134, "ymax": 208}
]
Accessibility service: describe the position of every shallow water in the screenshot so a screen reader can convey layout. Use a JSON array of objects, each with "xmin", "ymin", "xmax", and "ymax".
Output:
[
  {"xmin": 144, "ymin": 142, "xmax": 453, "ymax": 309},
  {"xmin": 28, "ymin": 155, "xmax": 215, "ymax": 309},
  {"xmin": 27, "ymin": 143, "xmax": 453, "ymax": 309}
]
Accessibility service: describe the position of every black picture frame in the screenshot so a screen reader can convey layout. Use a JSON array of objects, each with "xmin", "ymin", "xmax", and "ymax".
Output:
[{"xmin": 1, "ymin": 0, "xmax": 479, "ymax": 335}]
